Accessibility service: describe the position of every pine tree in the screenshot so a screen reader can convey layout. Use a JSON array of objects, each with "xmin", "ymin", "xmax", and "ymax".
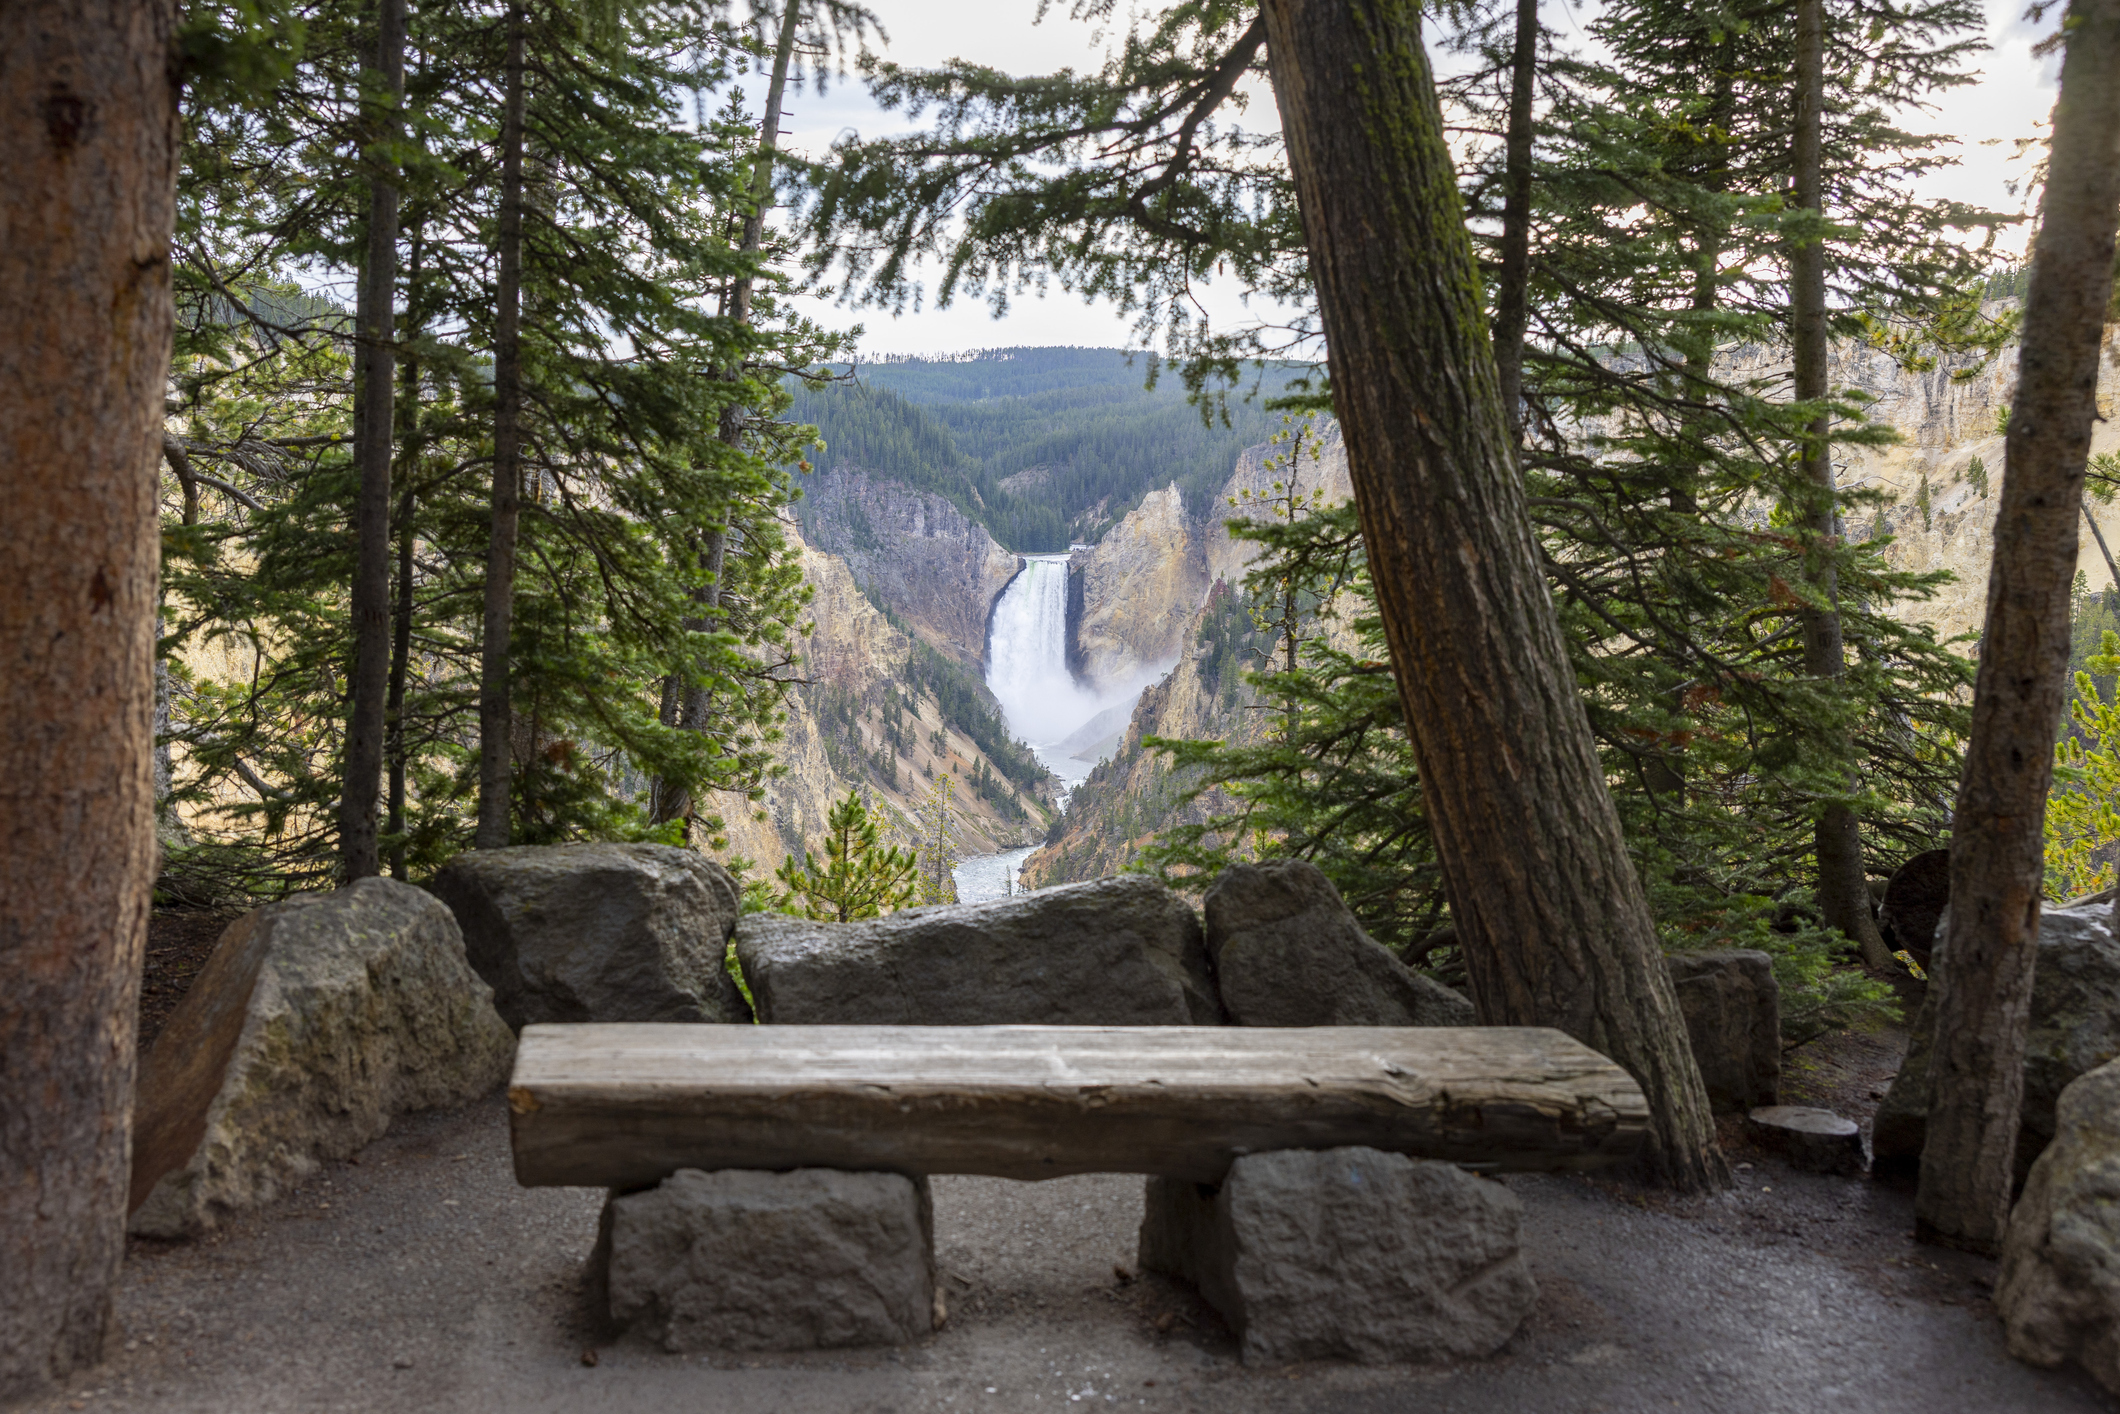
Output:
[
  {"xmin": 914, "ymin": 774, "xmax": 961, "ymax": 904},
  {"xmin": 775, "ymin": 791, "xmax": 919, "ymax": 920}
]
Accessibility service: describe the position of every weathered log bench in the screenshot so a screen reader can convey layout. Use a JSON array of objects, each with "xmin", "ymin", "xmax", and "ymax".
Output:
[
  {"xmin": 507, "ymin": 1023, "xmax": 1648, "ymax": 1360},
  {"xmin": 508, "ymin": 1022, "xmax": 1649, "ymax": 1187}
]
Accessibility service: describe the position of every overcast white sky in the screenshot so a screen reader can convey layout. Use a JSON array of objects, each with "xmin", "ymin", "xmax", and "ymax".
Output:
[{"xmin": 774, "ymin": 0, "xmax": 2062, "ymax": 357}]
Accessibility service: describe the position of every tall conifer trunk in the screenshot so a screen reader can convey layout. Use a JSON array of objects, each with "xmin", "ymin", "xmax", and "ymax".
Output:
[
  {"xmin": 478, "ymin": 3, "xmax": 529, "ymax": 849},
  {"xmin": 1917, "ymin": 0, "xmax": 2120, "ymax": 1253},
  {"xmin": 1791, "ymin": 0, "xmax": 1892, "ymax": 969},
  {"xmin": 0, "ymin": 0, "xmax": 178, "ymax": 1393},
  {"xmin": 1490, "ymin": 0, "xmax": 1538, "ymax": 438},
  {"xmin": 343, "ymin": 0, "xmax": 406, "ymax": 878},
  {"xmin": 1259, "ymin": 0, "xmax": 1726, "ymax": 1190},
  {"xmin": 655, "ymin": 0, "xmax": 803, "ymax": 827}
]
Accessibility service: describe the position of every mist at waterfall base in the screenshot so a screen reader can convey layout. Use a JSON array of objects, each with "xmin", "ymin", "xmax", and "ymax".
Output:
[{"xmin": 984, "ymin": 555, "xmax": 1152, "ymax": 791}]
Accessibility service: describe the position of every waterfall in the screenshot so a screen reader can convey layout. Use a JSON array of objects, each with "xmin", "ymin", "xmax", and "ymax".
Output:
[{"xmin": 985, "ymin": 554, "xmax": 1128, "ymax": 788}]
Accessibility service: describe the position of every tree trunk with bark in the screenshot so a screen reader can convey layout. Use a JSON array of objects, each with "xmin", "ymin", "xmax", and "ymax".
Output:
[
  {"xmin": 342, "ymin": 0, "xmax": 406, "ymax": 879},
  {"xmin": 1258, "ymin": 0, "xmax": 1727, "ymax": 1191},
  {"xmin": 1490, "ymin": 0, "xmax": 1538, "ymax": 440},
  {"xmin": 1791, "ymin": 0, "xmax": 1894, "ymax": 971},
  {"xmin": 654, "ymin": 0, "xmax": 803, "ymax": 828},
  {"xmin": 0, "ymin": 0, "xmax": 178, "ymax": 1394},
  {"xmin": 477, "ymin": 4, "xmax": 528, "ymax": 850},
  {"xmin": 1916, "ymin": 0, "xmax": 2120, "ymax": 1254}
]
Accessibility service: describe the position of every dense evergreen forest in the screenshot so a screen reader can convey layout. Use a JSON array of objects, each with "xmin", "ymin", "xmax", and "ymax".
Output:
[{"xmin": 786, "ymin": 349, "xmax": 1300, "ymax": 550}]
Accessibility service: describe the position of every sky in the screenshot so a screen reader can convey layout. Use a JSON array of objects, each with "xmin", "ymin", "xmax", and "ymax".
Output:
[{"xmin": 770, "ymin": 0, "xmax": 2065, "ymax": 359}]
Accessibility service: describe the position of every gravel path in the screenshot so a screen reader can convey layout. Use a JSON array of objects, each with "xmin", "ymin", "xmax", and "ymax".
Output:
[{"xmin": 18, "ymin": 1091, "xmax": 2110, "ymax": 1414}]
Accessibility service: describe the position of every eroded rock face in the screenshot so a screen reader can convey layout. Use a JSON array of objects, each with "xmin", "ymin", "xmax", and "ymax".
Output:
[
  {"xmin": 589, "ymin": 1168, "xmax": 937, "ymax": 1352},
  {"xmin": 1203, "ymin": 859, "xmax": 1473, "ymax": 1028},
  {"xmin": 1663, "ymin": 950, "xmax": 1780, "ymax": 1114},
  {"xmin": 1071, "ymin": 485, "xmax": 1210, "ymax": 694},
  {"xmin": 1999, "ymin": 1060, "xmax": 2120, "ymax": 1394},
  {"xmin": 129, "ymin": 879, "xmax": 514, "ymax": 1239},
  {"xmin": 797, "ymin": 464, "xmax": 1019, "ymax": 669},
  {"xmin": 428, "ymin": 843, "xmax": 747, "ymax": 1030},
  {"xmin": 1873, "ymin": 902, "xmax": 2120, "ymax": 1184},
  {"xmin": 1139, "ymin": 1147, "xmax": 1536, "ymax": 1365},
  {"xmin": 735, "ymin": 875, "xmax": 1223, "ymax": 1025}
]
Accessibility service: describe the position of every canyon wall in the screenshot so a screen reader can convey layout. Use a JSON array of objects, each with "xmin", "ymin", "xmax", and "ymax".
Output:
[
  {"xmin": 712, "ymin": 530, "xmax": 1053, "ymax": 883},
  {"xmin": 795, "ymin": 463, "xmax": 1019, "ymax": 669}
]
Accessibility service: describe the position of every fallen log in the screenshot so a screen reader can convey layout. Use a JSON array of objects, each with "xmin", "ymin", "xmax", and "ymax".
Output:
[{"xmin": 509, "ymin": 1024, "xmax": 1648, "ymax": 1189}]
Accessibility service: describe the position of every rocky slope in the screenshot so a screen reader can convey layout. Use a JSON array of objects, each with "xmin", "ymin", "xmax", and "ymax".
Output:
[
  {"xmin": 714, "ymin": 529, "xmax": 1054, "ymax": 884},
  {"xmin": 795, "ymin": 463, "xmax": 1020, "ymax": 670}
]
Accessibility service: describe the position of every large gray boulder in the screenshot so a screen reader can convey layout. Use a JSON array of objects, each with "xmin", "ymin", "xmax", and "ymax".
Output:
[
  {"xmin": 1664, "ymin": 950, "xmax": 1780, "ymax": 1113},
  {"xmin": 1202, "ymin": 860, "xmax": 1474, "ymax": 1027},
  {"xmin": 129, "ymin": 879, "xmax": 515, "ymax": 1239},
  {"xmin": 1874, "ymin": 902, "xmax": 2120, "ymax": 1184},
  {"xmin": 1878, "ymin": 848, "xmax": 1951, "ymax": 967},
  {"xmin": 428, "ymin": 843, "xmax": 747, "ymax": 1029},
  {"xmin": 1139, "ymin": 1147, "xmax": 1536, "ymax": 1365},
  {"xmin": 1999, "ymin": 1060, "xmax": 2120, "ymax": 1394},
  {"xmin": 734, "ymin": 874, "xmax": 1223, "ymax": 1025},
  {"xmin": 588, "ymin": 1168, "xmax": 937, "ymax": 1352}
]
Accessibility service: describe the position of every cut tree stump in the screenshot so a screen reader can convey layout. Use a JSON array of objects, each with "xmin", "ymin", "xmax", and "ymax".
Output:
[{"xmin": 508, "ymin": 1024, "xmax": 1648, "ymax": 1189}]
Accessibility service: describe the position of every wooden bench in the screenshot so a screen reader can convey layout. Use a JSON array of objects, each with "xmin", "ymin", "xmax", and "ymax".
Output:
[{"xmin": 507, "ymin": 1023, "xmax": 1648, "ymax": 1190}]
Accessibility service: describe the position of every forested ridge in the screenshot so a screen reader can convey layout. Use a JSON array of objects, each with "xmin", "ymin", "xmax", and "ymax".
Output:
[{"xmin": 786, "ymin": 347, "xmax": 1299, "ymax": 550}]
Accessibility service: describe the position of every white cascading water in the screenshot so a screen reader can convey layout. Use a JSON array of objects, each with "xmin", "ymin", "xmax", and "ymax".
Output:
[
  {"xmin": 958, "ymin": 554, "xmax": 1135, "ymax": 902},
  {"xmin": 983, "ymin": 553, "xmax": 1145, "ymax": 791},
  {"xmin": 985, "ymin": 556, "xmax": 1103, "ymax": 749}
]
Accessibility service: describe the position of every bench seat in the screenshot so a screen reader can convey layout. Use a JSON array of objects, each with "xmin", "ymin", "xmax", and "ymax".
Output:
[{"xmin": 508, "ymin": 1023, "xmax": 1648, "ymax": 1189}]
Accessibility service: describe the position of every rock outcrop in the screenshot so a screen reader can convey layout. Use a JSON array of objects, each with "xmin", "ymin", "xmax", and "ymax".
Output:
[
  {"xmin": 1999, "ymin": 1059, "xmax": 2120, "ymax": 1395},
  {"xmin": 1873, "ymin": 901, "xmax": 2120, "ymax": 1183},
  {"xmin": 589, "ymin": 1168, "xmax": 937, "ymax": 1352},
  {"xmin": 1878, "ymin": 848, "xmax": 1951, "ymax": 966},
  {"xmin": 797, "ymin": 463, "xmax": 1019, "ymax": 669},
  {"xmin": 1663, "ymin": 950, "xmax": 1781, "ymax": 1113},
  {"xmin": 734, "ymin": 875, "xmax": 1224, "ymax": 1025},
  {"xmin": 1203, "ymin": 859, "xmax": 1474, "ymax": 1027},
  {"xmin": 428, "ymin": 843, "xmax": 749, "ymax": 1029},
  {"xmin": 129, "ymin": 879, "xmax": 514, "ymax": 1238},
  {"xmin": 1140, "ymin": 1147, "xmax": 1536, "ymax": 1365},
  {"xmin": 1071, "ymin": 485, "xmax": 1209, "ymax": 694}
]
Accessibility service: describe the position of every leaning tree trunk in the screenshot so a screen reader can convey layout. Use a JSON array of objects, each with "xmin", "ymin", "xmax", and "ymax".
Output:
[
  {"xmin": 1258, "ymin": 0, "xmax": 1726, "ymax": 1191},
  {"xmin": 654, "ymin": 0, "xmax": 803, "ymax": 828},
  {"xmin": 342, "ymin": 0, "xmax": 406, "ymax": 879},
  {"xmin": 1791, "ymin": 0, "xmax": 1893, "ymax": 971},
  {"xmin": 0, "ymin": 0, "xmax": 178, "ymax": 1395},
  {"xmin": 477, "ymin": 3, "xmax": 528, "ymax": 850},
  {"xmin": 1916, "ymin": 0, "xmax": 2120, "ymax": 1254}
]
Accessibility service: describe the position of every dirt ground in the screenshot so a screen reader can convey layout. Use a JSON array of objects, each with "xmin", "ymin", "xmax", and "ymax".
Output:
[{"xmin": 24, "ymin": 1014, "xmax": 2111, "ymax": 1414}]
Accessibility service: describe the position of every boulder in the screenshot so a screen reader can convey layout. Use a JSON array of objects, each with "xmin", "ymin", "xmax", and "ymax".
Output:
[
  {"xmin": 1139, "ymin": 1147, "xmax": 1536, "ymax": 1365},
  {"xmin": 129, "ymin": 879, "xmax": 515, "ymax": 1238},
  {"xmin": 1873, "ymin": 902, "xmax": 2120, "ymax": 1185},
  {"xmin": 1663, "ymin": 950, "xmax": 1780, "ymax": 1113},
  {"xmin": 1202, "ymin": 860, "xmax": 1474, "ymax": 1027},
  {"xmin": 1747, "ymin": 1106, "xmax": 1864, "ymax": 1175},
  {"xmin": 1999, "ymin": 1060, "xmax": 2120, "ymax": 1394},
  {"xmin": 734, "ymin": 874, "xmax": 1223, "ymax": 1025},
  {"xmin": 588, "ymin": 1168, "xmax": 937, "ymax": 1352},
  {"xmin": 428, "ymin": 843, "xmax": 746, "ymax": 1029},
  {"xmin": 1878, "ymin": 848, "xmax": 1951, "ymax": 966}
]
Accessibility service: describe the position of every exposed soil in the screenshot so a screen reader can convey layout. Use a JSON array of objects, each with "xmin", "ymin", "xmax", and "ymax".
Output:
[{"xmin": 137, "ymin": 909, "xmax": 241, "ymax": 1053}]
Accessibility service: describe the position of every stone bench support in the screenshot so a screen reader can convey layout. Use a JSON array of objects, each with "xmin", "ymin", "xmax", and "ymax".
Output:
[
  {"xmin": 587, "ymin": 1168, "xmax": 939, "ymax": 1353},
  {"xmin": 1140, "ymin": 1146, "xmax": 1537, "ymax": 1365}
]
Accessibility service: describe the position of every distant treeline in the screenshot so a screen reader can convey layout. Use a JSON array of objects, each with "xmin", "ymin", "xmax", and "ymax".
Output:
[{"xmin": 786, "ymin": 348, "xmax": 1300, "ymax": 552}]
